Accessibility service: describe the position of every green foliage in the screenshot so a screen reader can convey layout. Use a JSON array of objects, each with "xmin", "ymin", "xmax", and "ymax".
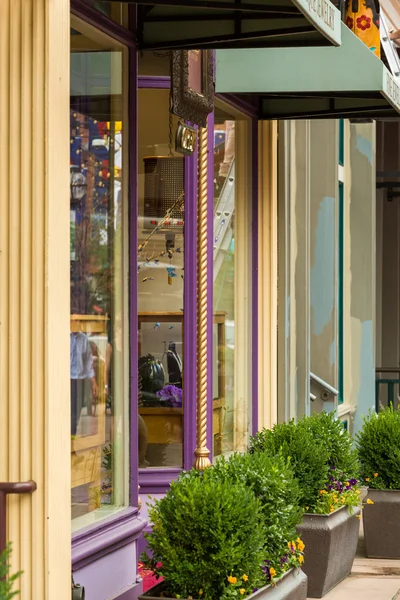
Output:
[
  {"xmin": 142, "ymin": 476, "xmax": 266, "ymax": 599},
  {"xmin": 250, "ymin": 420, "xmax": 329, "ymax": 511},
  {"xmin": 0, "ymin": 543, "xmax": 22, "ymax": 600},
  {"xmin": 300, "ymin": 412, "xmax": 358, "ymax": 480},
  {"xmin": 356, "ymin": 406, "xmax": 400, "ymax": 490},
  {"xmin": 189, "ymin": 452, "xmax": 302, "ymax": 566},
  {"xmin": 250, "ymin": 412, "xmax": 359, "ymax": 512}
]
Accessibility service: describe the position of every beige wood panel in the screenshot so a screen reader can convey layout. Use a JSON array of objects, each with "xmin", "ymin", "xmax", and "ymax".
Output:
[
  {"xmin": 0, "ymin": 0, "xmax": 70, "ymax": 598},
  {"xmin": 258, "ymin": 121, "xmax": 278, "ymax": 429}
]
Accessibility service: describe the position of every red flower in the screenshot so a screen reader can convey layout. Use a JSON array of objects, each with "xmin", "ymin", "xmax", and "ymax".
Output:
[
  {"xmin": 356, "ymin": 14, "xmax": 371, "ymax": 30},
  {"xmin": 345, "ymin": 16, "xmax": 354, "ymax": 28}
]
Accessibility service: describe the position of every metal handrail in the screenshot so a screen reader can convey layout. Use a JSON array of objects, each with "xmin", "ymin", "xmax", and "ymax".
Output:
[
  {"xmin": 0, "ymin": 480, "xmax": 36, "ymax": 554},
  {"xmin": 376, "ymin": 367, "xmax": 400, "ymax": 373},
  {"xmin": 310, "ymin": 372, "xmax": 339, "ymax": 397}
]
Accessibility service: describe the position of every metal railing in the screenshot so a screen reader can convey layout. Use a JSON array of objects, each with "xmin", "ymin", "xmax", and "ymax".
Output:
[
  {"xmin": 0, "ymin": 480, "xmax": 36, "ymax": 554},
  {"xmin": 375, "ymin": 367, "xmax": 400, "ymax": 412}
]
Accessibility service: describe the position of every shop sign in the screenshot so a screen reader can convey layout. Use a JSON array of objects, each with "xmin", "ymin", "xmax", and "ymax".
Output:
[
  {"xmin": 382, "ymin": 70, "xmax": 400, "ymax": 114},
  {"xmin": 170, "ymin": 50, "xmax": 214, "ymax": 128},
  {"xmin": 294, "ymin": 0, "xmax": 341, "ymax": 45},
  {"xmin": 175, "ymin": 122, "xmax": 197, "ymax": 156}
]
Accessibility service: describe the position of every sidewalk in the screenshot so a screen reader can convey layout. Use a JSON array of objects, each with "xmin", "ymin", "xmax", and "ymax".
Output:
[{"xmin": 307, "ymin": 523, "xmax": 400, "ymax": 600}]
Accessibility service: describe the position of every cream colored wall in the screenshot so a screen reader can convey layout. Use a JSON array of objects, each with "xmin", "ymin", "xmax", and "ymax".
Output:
[
  {"xmin": 0, "ymin": 1, "xmax": 71, "ymax": 598},
  {"xmin": 277, "ymin": 121, "xmax": 311, "ymax": 422},
  {"xmin": 257, "ymin": 121, "xmax": 278, "ymax": 430}
]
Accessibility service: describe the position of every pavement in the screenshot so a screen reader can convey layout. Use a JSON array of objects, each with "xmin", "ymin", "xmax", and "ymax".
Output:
[{"xmin": 307, "ymin": 522, "xmax": 400, "ymax": 600}]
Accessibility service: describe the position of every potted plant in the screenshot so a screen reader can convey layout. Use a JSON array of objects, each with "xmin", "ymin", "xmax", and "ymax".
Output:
[
  {"xmin": 356, "ymin": 406, "xmax": 400, "ymax": 559},
  {"xmin": 140, "ymin": 473, "xmax": 307, "ymax": 600},
  {"xmin": 0, "ymin": 543, "xmax": 22, "ymax": 599},
  {"xmin": 250, "ymin": 412, "xmax": 361, "ymax": 598}
]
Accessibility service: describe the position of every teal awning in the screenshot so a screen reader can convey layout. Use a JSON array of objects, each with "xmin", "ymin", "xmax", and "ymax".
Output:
[
  {"xmin": 216, "ymin": 23, "xmax": 400, "ymax": 118},
  {"xmin": 106, "ymin": 0, "xmax": 341, "ymax": 49}
]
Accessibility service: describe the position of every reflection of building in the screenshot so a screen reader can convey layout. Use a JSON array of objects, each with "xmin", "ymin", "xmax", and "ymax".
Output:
[{"xmin": 3, "ymin": 0, "xmax": 400, "ymax": 599}]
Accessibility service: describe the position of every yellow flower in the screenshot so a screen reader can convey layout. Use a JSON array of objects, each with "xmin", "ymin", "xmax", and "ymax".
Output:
[
  {"xmin": 242, "ymin": 575, "xmax": 248, "ymax": 582},
  {"xmin": 228, "ymin": 576, "xmax": 237, "ymax": 584},
  {"xmin": 357, "ymin": 515, "xmax": 361, "ymax": 520},
  {"xmin": 270, "ymin": 568, "xmax": 277, "ymax": 578},
  {"xmin": 366, "ymin": 499, "xmax": 374, "ymax": 505},
  {"xmin": 305, "ymin": 506, "xmax": 309, "ymax": 511},
  {"xmin": 199, "ymin": 591, "xmax": 203, "ymax": 596},
  {"xmin": 374, "ymin": 473, "xmax": 379, "ymax": 478},
  {"xmin": 319, "ymin": 490, "xmax": 327, "ymax": 495},
  {"xmin": 365, "ymin": 478, "xmax": 370, "ymax": 482},
  {"xmin": 299, "ymin": 555, "xmax": 304, "ymax": 564},
  {"xmin": 239, "ymin": 589, "xmax": 246, "ymax": 595},
  {"xmin": 330, "ymin": 505, "xmax": 334, "ymax": 513},
  {"xmin": 297, "ymin": 539, "xmax": 305, "ymax": 552},
  {"xmin": 356, "ymin": 490, "xmax": 361, "ymax": 495}
]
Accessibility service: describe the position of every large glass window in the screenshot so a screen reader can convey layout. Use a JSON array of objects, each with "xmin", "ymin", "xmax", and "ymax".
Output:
[
  {"xmin": 213, "ymin": 101, "xmax": 253, "ymax": 457},
  {"xmin": 137, "ymin": 88, "xmax": 184, "ymax": 468},
  {"xmin": 70, "ymin": 21, "xmax": 129, "ymax": 530}
]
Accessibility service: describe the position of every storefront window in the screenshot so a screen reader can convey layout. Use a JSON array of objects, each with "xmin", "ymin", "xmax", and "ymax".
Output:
[
  {"xmin": 83, "ymin": 1, "xmax": 129, "ymax": 27},
  {"xmin": 137, "ymin": 88, "xmax": 184, "ymax": 468},
  {"xmin": 213, "ymin": 102, "xmax": 253, "ymax": 456},
  {"xmin": 70, "ymin": 20, "xmax": 129, "ymax": 530}
]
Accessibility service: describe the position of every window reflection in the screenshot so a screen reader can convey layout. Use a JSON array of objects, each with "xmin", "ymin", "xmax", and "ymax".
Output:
[
  {"xmin": 70, "ymin": 22, "xmax": 127, "ymax": 527},
  {"xmin": 138, "ymin": 88, "xmax": 184, "ymax": 468}
]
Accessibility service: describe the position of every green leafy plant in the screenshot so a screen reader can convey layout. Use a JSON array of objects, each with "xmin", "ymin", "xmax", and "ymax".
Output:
[
  {"xmin": 141, "ymin": 476, "xmax": 266, "ymax": 599},
  {"xmin": 250, "ymin": 412, "xmax": 360, "ymax": 514},
  {"xmin": 356, "ymin": 406, "xmax": 400, "ymax": 490},
  {"xmin": 0, "ymin": 543, "xmax": 22, "ymax": 599},
  {"xmin": 186, "ymin": 452, "xmax": 302, "ymax": 569},
  {"xmin": 250, "ymin": 420, "xmax": 329, "ymax": 511}
]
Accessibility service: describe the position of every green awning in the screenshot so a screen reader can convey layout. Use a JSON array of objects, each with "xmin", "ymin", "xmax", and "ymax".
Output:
[
  {"xmin": 108, "ymin": 0, "xmax": 341, "ymax": 49},
  {"xmin": 216, "ymin": 23, "xmax": 400, "ymax": 118}
]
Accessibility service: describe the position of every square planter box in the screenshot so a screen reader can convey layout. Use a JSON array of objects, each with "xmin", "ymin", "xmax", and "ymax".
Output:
[
  {"xmin": 138, "ymin": 568, "xmax": 307, "ymax": 600},
  {"xmin": 296, "ymin": 505, "xmax": 360, "ymax": 598},
  {"xmin": 363, "ymin": 489, "xmax": 400, "ymax": 559}
]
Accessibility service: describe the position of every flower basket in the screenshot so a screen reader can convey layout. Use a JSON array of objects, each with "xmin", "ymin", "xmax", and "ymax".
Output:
[
  {"xmin": 296, "ymin": 505, "xmax": 360, "ymax": 598},
  {"xmin": 363, "ymin": 489, "xmax": 400, "ymax": 558},
  {"xmin": 138, "ymin": 568, "xmax": 307, "ymax": 600}
]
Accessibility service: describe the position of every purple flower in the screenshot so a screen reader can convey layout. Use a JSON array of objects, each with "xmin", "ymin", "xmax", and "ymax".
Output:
[
  {"xmin": 349, "ymin": 479, "xmax": 358, "ymax": 486},
  {"xmin": 156, "ymin": 385, "xmax": 183, "ymax": 407},
  {"xmin": 280, "ymin": 555, "xmax": 288, "ymax": 564}
]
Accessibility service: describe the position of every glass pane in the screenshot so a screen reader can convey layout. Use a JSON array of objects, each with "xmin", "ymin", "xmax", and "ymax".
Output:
[
  {"xmin": 70, "ymin": 22, "xmax": 128, "ymax": 529},
  {"xmin": 138, "ymin": 51, "xmax": 170, "ymax": 77},
  {"xmin": 138, "ymin": 89, "xmax": 184, "ymax": 468},
  {"xmin": 213, "ymin": 103, "xmax": 252, "ymax": 457}
]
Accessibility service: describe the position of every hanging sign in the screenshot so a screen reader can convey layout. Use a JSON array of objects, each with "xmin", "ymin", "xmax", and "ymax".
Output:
[
  {"xmin": 175, "ymin": 122, "xmax": 197, "ymax": 156},
  {"xmin": 170, "ymin": 50, "xmax": 214, "ymax": 128}
]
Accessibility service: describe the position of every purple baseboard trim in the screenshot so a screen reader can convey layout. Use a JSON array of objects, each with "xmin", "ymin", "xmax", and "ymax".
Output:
[
  {"xmin": 109, "ymin": 581, "xmax": 143, "ymax": 600},
  {"xmin": 138, "ymin": 76, "xmax": 170, "ymax": 89},
  {"xmin": 72, "ymin": 509, "xmax": 147, "ymax": 570},
  {"xmin": 138, "ymin": 468, "xmax": 180, "ymax": 494}
]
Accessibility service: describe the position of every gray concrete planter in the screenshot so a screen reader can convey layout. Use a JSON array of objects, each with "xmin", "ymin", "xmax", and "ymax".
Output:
[
  {"xmin": 363, "ymin": 489, "xmax": 400, "ymax": 559},
  {"xmin": 296, "ymin": 505, "xmax": 360, "ymax": 598},
  {"xmin": 138, "ymin": 568, "xmax": 307, "ymax": 600}
]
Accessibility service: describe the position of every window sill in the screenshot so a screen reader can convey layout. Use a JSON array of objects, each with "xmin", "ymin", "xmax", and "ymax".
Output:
[
  {"xmin": 139, "ymin": 468, "xmax": 181, "ymax": 494},
  {"xmin": 72, "ymin": 506, "xmax": 147, "ymax": 570}
]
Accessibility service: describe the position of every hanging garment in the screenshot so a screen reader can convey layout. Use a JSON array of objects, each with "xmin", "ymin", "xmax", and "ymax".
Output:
[{"xmin": 345, "ymin": 0, "xmax": 380, "ymax": 57}]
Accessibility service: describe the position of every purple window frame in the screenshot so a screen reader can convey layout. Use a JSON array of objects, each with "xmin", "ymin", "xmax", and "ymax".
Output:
[{"xmin": 70, "ymin": 0, "xmax": 145, "ymax": 571}]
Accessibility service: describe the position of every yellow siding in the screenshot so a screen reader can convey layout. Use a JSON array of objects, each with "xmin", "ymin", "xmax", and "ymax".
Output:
[{"xmin": 0, "ymin": 1, "xmax": 71, "ymax": 598}]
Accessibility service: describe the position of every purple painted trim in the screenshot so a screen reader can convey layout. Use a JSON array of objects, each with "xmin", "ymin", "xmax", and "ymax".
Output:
[
  {"xmin": 72, "ymin": 508, "xmax": 147, "ymax": 570},
  {"xmin": 251, "ymin": 118, "xmax": 259, "ymax": 436},
  {"xmin": 129, "ymin": 47, "xmax": 140, "ymax": 507},
  {"xmin": 206, "ymin": 111, "xmax": 214, "ymax": 457},
  {"xmin": 71, "ymin": 0, "xmax": 136, "ymax": 46},
  {"xmin": 216, "ymin": 93, "xmax": 259, "ymax": 119},
  {"xmin": 138, "ymin": 468, "xmax": 180, "ymax": 494},
  {"xmin": 183, "ymin": 138, "xmax": 199, "ymax": 471},
  {"xmin": 138, "ymin": 76, "xmax": 171, "ymax": 89}
]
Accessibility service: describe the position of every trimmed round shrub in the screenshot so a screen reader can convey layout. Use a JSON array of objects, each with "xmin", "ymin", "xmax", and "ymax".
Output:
[
  {"xmin": 143, "ymin": 476, "xmax": 266, "ymax": 599},
  {"xmin": 196, "ymin": 451, "xmax": 302, "ymax": 565},
  {"xmin": 250, "ymin": 420, "xmax": 329, "ymax": 511},
  {"xmin": 356, "ymin": 406, "xmax": 400, "ymax": 490}
]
